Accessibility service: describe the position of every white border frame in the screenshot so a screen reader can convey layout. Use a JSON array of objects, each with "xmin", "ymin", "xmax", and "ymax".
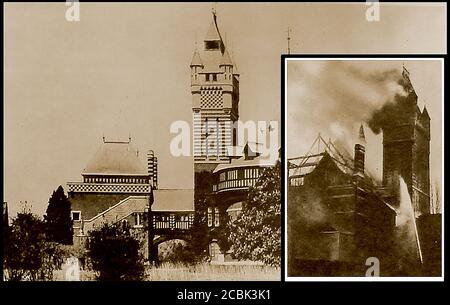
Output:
[{"xmin": 284, "ymin": 57, "xmax": 444, "ymax": 282}]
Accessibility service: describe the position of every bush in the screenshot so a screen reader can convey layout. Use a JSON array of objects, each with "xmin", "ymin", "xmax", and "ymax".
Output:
[
  {"xmin": 4, "ymin": 211, "xmax": 65, "ymax": 281},
  {"xmin": 87, "ymin": 223, "xmax": 144, "ymax": 281}
]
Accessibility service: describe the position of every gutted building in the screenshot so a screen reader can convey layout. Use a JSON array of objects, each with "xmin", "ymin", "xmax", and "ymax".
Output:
[
  {"xmin": 288, "ymin": 68, "xmax": 440, "ymax": 276},
  {"xmin": 288, "ymin": 132, "xmax": 397, "ymax": 276}
]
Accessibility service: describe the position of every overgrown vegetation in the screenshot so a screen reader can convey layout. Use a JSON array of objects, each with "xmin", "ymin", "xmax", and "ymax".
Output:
[
  {"xmin": 87, "ymin": 223, "xmax": 144, "ymax": 281},
  {"xmin": 145, "ymin": 262, "xmax": 280, "ymax": 281},
  {"xmin": 3, "ymin": 210, "xmax": 66, "ymax": 281},
  {"xmin": 228, "ymin": 162, "xmax": 281, "ymax": 267}
]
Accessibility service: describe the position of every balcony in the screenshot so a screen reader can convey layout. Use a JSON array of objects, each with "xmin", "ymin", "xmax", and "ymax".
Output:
[
  {"xmin": 152, "ymin": 211, "xmax": 194, "ymax": 234},
  {"xmin": 213, "ymin": 177, "xmax": 259, "ymax": 193}
]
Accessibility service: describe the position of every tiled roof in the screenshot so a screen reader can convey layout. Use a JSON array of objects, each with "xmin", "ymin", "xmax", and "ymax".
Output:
[
  {"xmin": 152, "ymin": 189, "xmax": 194, "ymax": 212},
  {"xmin": 83, "ymin": 141, "xmax": 147, "ymax": 176}
]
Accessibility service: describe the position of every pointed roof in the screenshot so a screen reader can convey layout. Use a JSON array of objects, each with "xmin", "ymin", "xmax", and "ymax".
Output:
[
  {"xmin": 190, "ymin": 48, "xmax": 203, "ymax": 67},
  {"xmin": 219, "ymin": 49, "xmax": 233, "ymax": 66},
  {"xmin": 205, "ymin": 13, "xmax": 222, "ymax": 42},
  {"xmin": 83, "ymin": 139, "xmax": 148, "ymax": 176},
  {"xmin": 401, "ymin": 64, "xmax": 417, "ymax": 98},
  {"xmin": 420, "ymin": 106, "xmax": 430, "ymax": 121}
]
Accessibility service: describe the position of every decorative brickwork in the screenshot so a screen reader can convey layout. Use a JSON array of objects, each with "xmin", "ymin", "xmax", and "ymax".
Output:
[
  {"xmin": 67, "ymin": 182, "xmax": 151, "ymax": 193},
  {"xmin": 201, "ymin": 87, "xmax": 223, "ymax": 109}
]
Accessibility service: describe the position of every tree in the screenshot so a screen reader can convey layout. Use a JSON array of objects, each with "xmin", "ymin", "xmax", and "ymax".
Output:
[
  {"xmin": 87, "ymin": 223, "xmax": 144, "ymax": 281},
  {"xmin": 228, "ymin": 162, "xmax": 281, "ymax": 267},
  {"xmin": 188, "ymin": 171, "xmax": 214, "ymax": 262},
  {"xmin": 44, "ymin": 185, "xmax": 73, "ymax": 245},
  {"xmin": 4, "ymin": 210, "xmax": 65, "ymax": 280}
]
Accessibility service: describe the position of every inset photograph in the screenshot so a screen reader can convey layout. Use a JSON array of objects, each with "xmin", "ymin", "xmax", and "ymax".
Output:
[{"xmin": 285, "ymin": 58, "xmax": 443, "ymax": 279}]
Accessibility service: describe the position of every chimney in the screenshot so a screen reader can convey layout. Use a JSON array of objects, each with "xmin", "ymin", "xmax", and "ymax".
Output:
[
  {"xmin": 147, "ymin": 150, "xmax": 158, "ymax": 189},
  {"xmin": 354, "ymin": 124, "xmax": 366, "ymax": 178}
]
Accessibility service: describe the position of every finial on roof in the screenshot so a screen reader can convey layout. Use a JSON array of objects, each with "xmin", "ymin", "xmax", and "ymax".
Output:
[{"xmin": 212, "ymin": 2, "xmax": 217, "ymax": 17}]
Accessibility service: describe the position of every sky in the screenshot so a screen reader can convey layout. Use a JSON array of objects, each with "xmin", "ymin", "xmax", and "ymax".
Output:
[{"xmin": 4, "ymin": 2, "xmax": 446, "ymax": 217}]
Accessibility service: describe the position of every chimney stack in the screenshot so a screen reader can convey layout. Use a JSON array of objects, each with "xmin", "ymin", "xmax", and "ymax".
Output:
[
  {"xmin": 354, "ymin": 124, "xmax": 366, "ymax": 178},
  {"xmin": 147, "ymin": 150, "xmax": 158, "ymax": 189}
]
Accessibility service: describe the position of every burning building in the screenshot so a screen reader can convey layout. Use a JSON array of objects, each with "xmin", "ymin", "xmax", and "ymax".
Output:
[{"xmin": 288, "ymin": 66, "xmax": 441, "ymax": 277}]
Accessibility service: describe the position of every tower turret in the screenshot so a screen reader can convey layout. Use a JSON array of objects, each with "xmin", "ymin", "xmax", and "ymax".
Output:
[
  {"xmin": 381, "ymin": 67, "xmax": 430, "ymax": 216},
  {"xmin": 191, "ymin": 11, "xmax": 240, "ymax": 173}
]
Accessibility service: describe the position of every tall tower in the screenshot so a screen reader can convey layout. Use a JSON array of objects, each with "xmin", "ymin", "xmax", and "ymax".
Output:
[
  {"xmin": 191, "ymin": 11, "xmax": 240, "ymax": 173},
  {"xmin": 382, "ymin": 67, "xmax": 431, "ymax": 216}
]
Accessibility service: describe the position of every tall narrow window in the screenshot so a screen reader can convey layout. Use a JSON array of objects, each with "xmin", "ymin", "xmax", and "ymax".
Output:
[
  {"xmin": 214, "ymin": 208, "xmax": 220, "ymax": 227},
  {"xmin": 207, "ymin": 207, "xmax": 213, "ymax": 227},
  {"xmin": 134, "ymin": 213, "xmax": 142, "ymax": 227},
  {"xmin": 216, "ymin": 118, "xmax": 220, "ymax": 157}
]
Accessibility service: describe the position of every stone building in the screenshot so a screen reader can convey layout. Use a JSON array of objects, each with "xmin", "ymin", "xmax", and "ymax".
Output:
[
  {"xmin": 191, "ymin": 11, "xmax": 240, "ymax": 174},
  {"xmin": 190, "ymin": 12, "xmax": 278, "ymax": 262},
  {"xmin": 67, "ymin": 137, "xmax": 194, "ymax": 261}
]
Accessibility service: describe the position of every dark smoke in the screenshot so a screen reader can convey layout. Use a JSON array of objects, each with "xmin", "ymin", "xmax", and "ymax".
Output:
[{"xmin": 367, "ymin": 76, "xmax": 416, "ymax": 134}]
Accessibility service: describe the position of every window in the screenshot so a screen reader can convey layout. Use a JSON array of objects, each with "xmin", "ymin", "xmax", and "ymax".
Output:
[
  {"xmin": 72, "ymin": 211, "xmax": 81, "ymax": 221},
  {"xmin": 206, "ymin": 74, "xmax": 210, "ymax": 82},
  {"xmin": 212, "ymin": 74, "xmax": 217, "ymax": 82},
  {"xmin": 214, "ymin": 208, "xmax": 220, "ymax": 227},
  {"xmin": 207, "ymin": 207, "xmax": 213, "ymax": 227},
  {"xmin": 134, "ymin": 213, "xmax": 142, "ymax": 227}
]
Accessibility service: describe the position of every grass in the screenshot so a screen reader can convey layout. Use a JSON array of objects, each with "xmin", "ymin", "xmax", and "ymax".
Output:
[
  {"xmin": 51, "ymin": 262, "xmax": 280, "ymax": 281},
  {"xmin": 145, "ymin": 262, "xmax": 280, "ymax": 281}
]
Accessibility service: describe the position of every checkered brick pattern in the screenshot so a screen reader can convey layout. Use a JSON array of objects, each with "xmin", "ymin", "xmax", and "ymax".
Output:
[
  {"xmin": 201, "ymin": 88, "xmax": 222, "ymax": 109},
  {"xmin": 68, "ymin": 183, "xmax": 150, "ymax": 193}
]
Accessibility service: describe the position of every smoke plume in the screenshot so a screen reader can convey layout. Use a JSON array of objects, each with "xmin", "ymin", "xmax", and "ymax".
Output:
[
  {"xmin": 288, "ymin": 60, "xmax": 410, "ymax": 179},
  {"xmin": 367, "ymin": 76, "xmax": 416, "ymax": 134}
]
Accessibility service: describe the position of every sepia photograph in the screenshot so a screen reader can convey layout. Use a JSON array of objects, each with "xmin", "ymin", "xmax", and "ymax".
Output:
[
  {"xmin": 3, "ymin": 1, "xmax": 446, "ymax": 286},
  {"xmin": 285, "ymin": 58, "xmax": 443, "ymax": 280},
  {"xmin": 3, "ymin": 2, "xmax": 282, "ymax": 281}
]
